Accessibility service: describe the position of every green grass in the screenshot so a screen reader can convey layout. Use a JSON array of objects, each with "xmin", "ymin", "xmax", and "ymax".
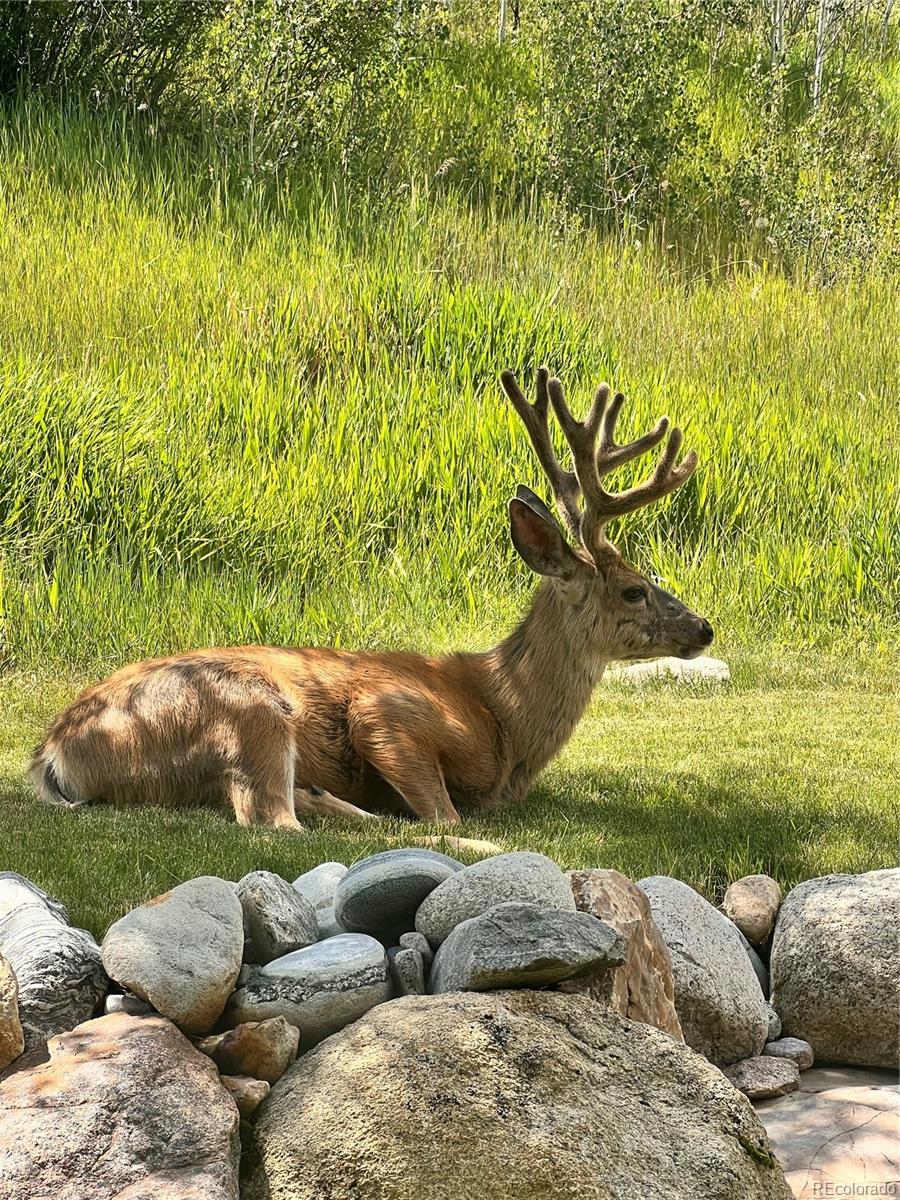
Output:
[{"xmin": 2, "ymin": 650, "xmax": 896, "ymax": 940}]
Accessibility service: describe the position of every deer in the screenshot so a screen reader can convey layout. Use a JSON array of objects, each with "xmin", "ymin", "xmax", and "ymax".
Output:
[{"xmin": 31, "ymin": 367, "xmax": 713, "ymax": 833}]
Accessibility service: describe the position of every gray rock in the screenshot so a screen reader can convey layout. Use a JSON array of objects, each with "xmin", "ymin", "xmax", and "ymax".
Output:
[
  {"xmin": 398, "ymin": 930, "xmax": 433, "ymax": 966},
  {"xmin": 770, "ymin": 868, "xmax": 900, "ymax": 1068},
  {"xmin": 227, "ymin": 933, "xmax": 391, "ymax": 1047},
  {"xmin": 104, "ymin": 992, "xmax": 154, "ymax": 1016},
  {"xmin": 236, "ymin": 871, "xmax": 318, "ymax": 964},
  {"xmin": 429, "ymin": 902, "xmax": 624, "ymax": 994},
  {"xmin": 244, "ymin": 990, "xmax": 791, "ymax": 1200},
  {"xmin": 101, "ymin": 876, "xmax": 243, "ymax": 1034},
  {"xmin": 0, "ymin": 954, "xmax": 23, "ymax": 1072},
  {"xmin": 762, "ymin": 1037, "xmax": 814, "ymax": 1071},
  {"xmin": 724, "ymin": 1056, "xmax": 800, "ymax": 1100},
  {"xmin": 638, "ymin": 875, "xmax": 769, "ymax": 1064},
  {"xmin": 723, "ymin": 875, "xmax": 782, "ymax": 947},
  {"xmin": 416, "ymin": 851, "xmax": 575, "ymax": 949},
  {"xmin": 334, "ymin": 849, "xmax": 462, "ymax": 941},
  {"xmin": 0, "ymin": 872, "xmax": 108, "ymax": 1055},
  {"xmin": 765, "ymin": 1003, "xmax": 782, "ymax": 1041},
  {"xmin": 739, "ymin": 930, "xmax": 770, "ymax": 996},
  {"xmin": 388, "ymin": 946, "xmax": 426, "ymax": 996},
  {"xmin": 0, "ymin": 1012, "xmax": 240, "ymax": 1199},
  {"xmin": 292, "ymin": 862, "xmax": 348, "ymax": 940}
]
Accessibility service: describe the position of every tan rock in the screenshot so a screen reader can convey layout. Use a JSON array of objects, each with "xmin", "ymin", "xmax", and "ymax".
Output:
[
  {"xmin": 0, "ymin": 954, "xmax": 24, "ymax": 1072},
  {"xmin": 755, "ymin": 1065, "xmax": 900, "ymax": 1199},
  {"xmin": 198, "ymin": 1016, "xmax": 299, "ymax": 1084},
  {"xmin": 724, "ymin": 875, "xmax": 782, "ymax": 947},
  {"xmin": 563, "ymin": 868, "xmax": 683, "ymax": 1041},
  {"xmin": 724, "ymin": 1056, "xmax": 801, "ymax": 1099},
  {"xmin": 245, "ymin": 990, "xmax": 791, "ymax": 1200},
  {"xmin": 220, "ymin": 1074, "xmax": 270, "ymax": 1117},
  {"xmin": 0, "ymin": 1012, "xmax": 240, "ymax": 1199}
]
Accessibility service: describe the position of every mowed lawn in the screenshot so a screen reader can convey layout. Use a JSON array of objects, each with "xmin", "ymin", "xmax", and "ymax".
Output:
[{"xmin": 1, "ymin": 649, "xmax": 895, "ymax": 941}]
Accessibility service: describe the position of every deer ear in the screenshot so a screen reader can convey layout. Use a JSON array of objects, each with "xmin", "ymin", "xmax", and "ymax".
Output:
[{"xmin": 509, "ymin": 497, "xmax": 580, "ymax": 579}]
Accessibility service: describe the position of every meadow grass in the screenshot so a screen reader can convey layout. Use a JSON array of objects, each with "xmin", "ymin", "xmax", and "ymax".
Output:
[{"xmin": 0, "ymin": 104, "xmax": 896, "ymax": 928}]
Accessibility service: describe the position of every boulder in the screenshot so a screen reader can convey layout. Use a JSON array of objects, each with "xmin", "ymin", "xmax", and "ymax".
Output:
[
  {"xmin": 388, "ymin": 946, "xmax": 426, "ymax": 996},
  {"xmin": 563, "ymin": 868, "xmax": 682, "ymax": 1040},
  {"xmin": 245, "ymin": 990, "xmax": 791, "ymax": 1200},
  {"xmin": 0, "ymin": 954, "xmax": 24, "ymax": 1071},
  {"xmin": 416, "ymin": 851, "xmax": 575, "ymax": 948},
  {"xmin": 755, "ymin": 1065, "xmax": 900, "ymax": 1199},
  {"xmin": 221, "ymin": 1074, "xmax": 270, "ymax": 1117},
  {"xmin": 101, "ymin": 876, "xmax": 243, "ymax": 1034},
  {"xmin": 762, "ymin": 1037, "xmax": 814, "ymax": 1071},
  {"xmin": 638, "ymin": 875, "xmax": 769, "ymax": 1064},
  {"xmin": 0, "ymin": 872, "xmax": 107, "ymax": 1054},
  {"xmin": 723, "ymin": 875, "xmax": 782, "ymax": 948},
  {"xmin": 292, "ymin": 861, "xmax": 347, "ymax": 940},
  {"xmin": 235, "ymin": 870, "xmax": 318, "ymax": 964},
  {"xmin": 429, "ymin": 902, "xmax": 623, "ymax": 994},
  {"xmin": 198, "ymin": 1016, "xmax": 299, "ymax": 1084},
  {"xmin": 227, "ymin": 932, "xmax": 391, "ymax": 1047},
  {"xmin": 334, "ymin": 849, "xmax": 462, "ymax": 941},
  {"xmin": 0, "ymin": 1012, "xmax": 240, "ymax": 1199},
  {"xmin": 724, "ymin": 1056, "xmax": 801, "ymax": 1100},
  {"xmin": 770, "ymin": 868, "xmax": 899, "ymax": 1068}
]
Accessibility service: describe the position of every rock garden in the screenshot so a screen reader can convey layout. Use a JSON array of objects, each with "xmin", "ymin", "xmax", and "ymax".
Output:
[{"xmin": 0, "ymin": 852, "xmax": 896, "ymax": 1200}]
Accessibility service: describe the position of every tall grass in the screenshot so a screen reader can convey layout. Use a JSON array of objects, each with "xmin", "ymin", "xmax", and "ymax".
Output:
[{"xmin": 0, "ymin": 102, "xmax": 897, "ymax": 672}]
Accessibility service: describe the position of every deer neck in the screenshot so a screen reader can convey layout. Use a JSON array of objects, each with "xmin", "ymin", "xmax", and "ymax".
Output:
[{"xmin": 479, "ymin": 580, "xmax": 607, "ymax": 790}]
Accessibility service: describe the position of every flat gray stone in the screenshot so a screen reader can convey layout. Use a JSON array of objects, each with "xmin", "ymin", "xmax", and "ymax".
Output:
[
  {"xmin": 763, "ymin": 1038, "xmax": 814, "ymax": 1071},
  {"xmin": 770, "ymin": 869, "xmax": 900, "ymax": 1068},
  {"xmin": 416, "ymin": 852, "xmax": 575, "ymax": 949},
  {"xmin": 227, "ymin": 933, "xmax": 391, "ymax": 1047},
  {"xmin": 334, "ymin": 849, "xmax": 462, "ymax": 941},
  {"xmin": 0, "ymin": 872, "xmax": 107, "ymax": 1055},
  {"xmin": 724, "ymin": 1056, "xmax": 800, "ymax": 1100},
  {"xmin": 399, "ymin": 930, "xmax": 433, "ymax": 966},
  {"xmin": 428, "ymin": 902, "xmax": 624, "ymax": 994},
  {"xmin": 388, "ymin": 946, "xmax": 426, "ymax": 996},
  {"xmin": 638, "ymin": 875, "xmax": 769, "ymax": 1064},
  {"xmin": 104, "ymin": 993, "xmax": 154, "ymax": 1016},
  {"xmin": 101, "ymin": 876, "xmax": 243, "ymax": 1035},
  {"xmin": 292, "ymin": 863, "xmax": 348, "ymax": 940},
  {"xmin": 236, "ymin": 871, "xmax": 318, "ymax": 964}
]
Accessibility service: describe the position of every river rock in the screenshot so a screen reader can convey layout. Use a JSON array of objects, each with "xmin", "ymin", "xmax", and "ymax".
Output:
[
  {"xmin": 429, "ymin": 902, "xmax": 624, "ymax": 994},
  {"xmin": 762, "ymin": 1037, "xmax": 814, "ymax": 1070},
  {"xmin": 723, "ymin": 875, "xmax": 782, "ymax": 947},
  {"xmin": 0, "ymin": 1012, "xmax": 240, "ymax": 1199},
  {"xmin": 388, "ymin": 946, "xmax": 426, "ymax": 995},
  {"xmin": 244, "ymin": 990, "xmax": 790, "ymax": 1200},
  {"xmin": 765, "ymin": 1003, "xmax": 782, "ymax": 1041},
  {"xmin": 334, "ymin": 849, "xmax": 462, "ymax": 941},
  {"xmin": 563, "ymin": 868, "xmax": 683, "ymax": 1040},
  {"xmin": 198, "ymin": 1016, "xmax": 299, "ymax": 1084},
  {"xmin": 221, "ymin": 1074, "xmax": 270, "ymax": 1117},
  {"xmin": 0, "ymin": 872, "xmax": 108, "ymax": 1054},
  {"xmin": 227, "ymin": 932, "xmax": 391, "ymax": 1047},
  {"xmin": 101, "ymin": 876, "xmax": 243, "ymax": 1034},
  {"xmin": 0, "ymin": 954, "xmax": 24, "ymax": 1071},
  {"xmin": 292, "ymin": 861, "xmax": 347, "ymax": 940},
  {"xmin": 416, "ymin": 851, "xmax": 575, "ymax": 948},
  {"xmin": 770, "ymin": 868, "xmax": 900, "ymax": 1068},
  {"xmin": 398, "ymin": 930, "xmax": 433, "ymax": 966},
  {"xmin": 236, "ymin": 870, "xmax": 318, "ymax": 964},
  {"xmin": 638, "ymin": 875, "xmax": 769, "ymax": 1064},
  {"xmin": 724, "ymin": 1056, "xmax": 800, "ymax": 1100},
  {"xmin": 104, "ymin": 992, "xmax": 154, "ymax": 1016}
]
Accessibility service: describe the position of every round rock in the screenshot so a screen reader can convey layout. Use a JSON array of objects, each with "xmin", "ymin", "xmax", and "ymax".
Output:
[
  {"xmin": 227, "ymin": 932, "xmax": 391, "ymax": 1047},
  {"xmin": 101, "ymin": 876, "xmax": 243, "ymax": 1034},
  {"xmin": 236, "ymin": 870, "xmax": 318, "ymax": 964},
  {"xmin": 724, "ymin": 875, "xmax": 782, "ymax": 948},
  {"xmin": 762, "ymin": 1037, "xmax": 814, "ymax": 1071},
  {"xmin": 292, "ymin": 862, "xmax": 348, "ymax": 940},
  {"xmin": 415, "ymin": 851, "xmax": 576, "ymax": 948},
  {"xmin": 334, "ymin": 849, "xmax": 462, "ymax": 941},
  {"xmin": 723, "ymin": 1056, "xmax": 801, "ymax": 1100}
]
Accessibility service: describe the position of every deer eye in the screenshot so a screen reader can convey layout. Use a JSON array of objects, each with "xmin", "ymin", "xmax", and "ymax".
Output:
[{"xmin": 622, "ymin": 586, "xmax": 646, "ymax": 603}]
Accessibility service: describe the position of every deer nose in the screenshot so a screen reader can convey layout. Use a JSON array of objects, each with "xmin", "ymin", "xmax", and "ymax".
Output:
[{"xmin": 697, "ymin": 619, "xmax": 714, "ymax": 645}]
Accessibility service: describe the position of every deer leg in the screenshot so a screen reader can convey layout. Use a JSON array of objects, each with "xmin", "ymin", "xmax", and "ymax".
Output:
[
  {"xmin": 294, "ymin": 786, "xmax": 382, "ymax": 823},
  {"xmin": 223, "ymin": 713, "xmax": 305, "ymax": 832},
  {"xmin": 359, "ymin": 751, "xmax": 461, "ymax": 824}
]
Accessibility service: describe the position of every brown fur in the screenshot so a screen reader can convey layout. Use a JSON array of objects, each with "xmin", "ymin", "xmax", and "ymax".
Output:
[{"xmin": 32, "ymin": 369, "xmax": 713, "ymax": 832}]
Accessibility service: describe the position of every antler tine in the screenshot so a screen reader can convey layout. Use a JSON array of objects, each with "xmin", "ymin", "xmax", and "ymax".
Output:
[
  {"xmin": 501, "ymin": 367, "xmax": 582, "ymax": 539},
  {"xmin": 598, "ymin": 392, "xmax": 670, "ymax": 475}
]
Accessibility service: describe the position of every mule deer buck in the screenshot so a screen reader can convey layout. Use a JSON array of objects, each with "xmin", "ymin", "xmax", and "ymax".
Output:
[{"xmin": 32, "ymin": 367, "xmax": 713, "ymax": 832}]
